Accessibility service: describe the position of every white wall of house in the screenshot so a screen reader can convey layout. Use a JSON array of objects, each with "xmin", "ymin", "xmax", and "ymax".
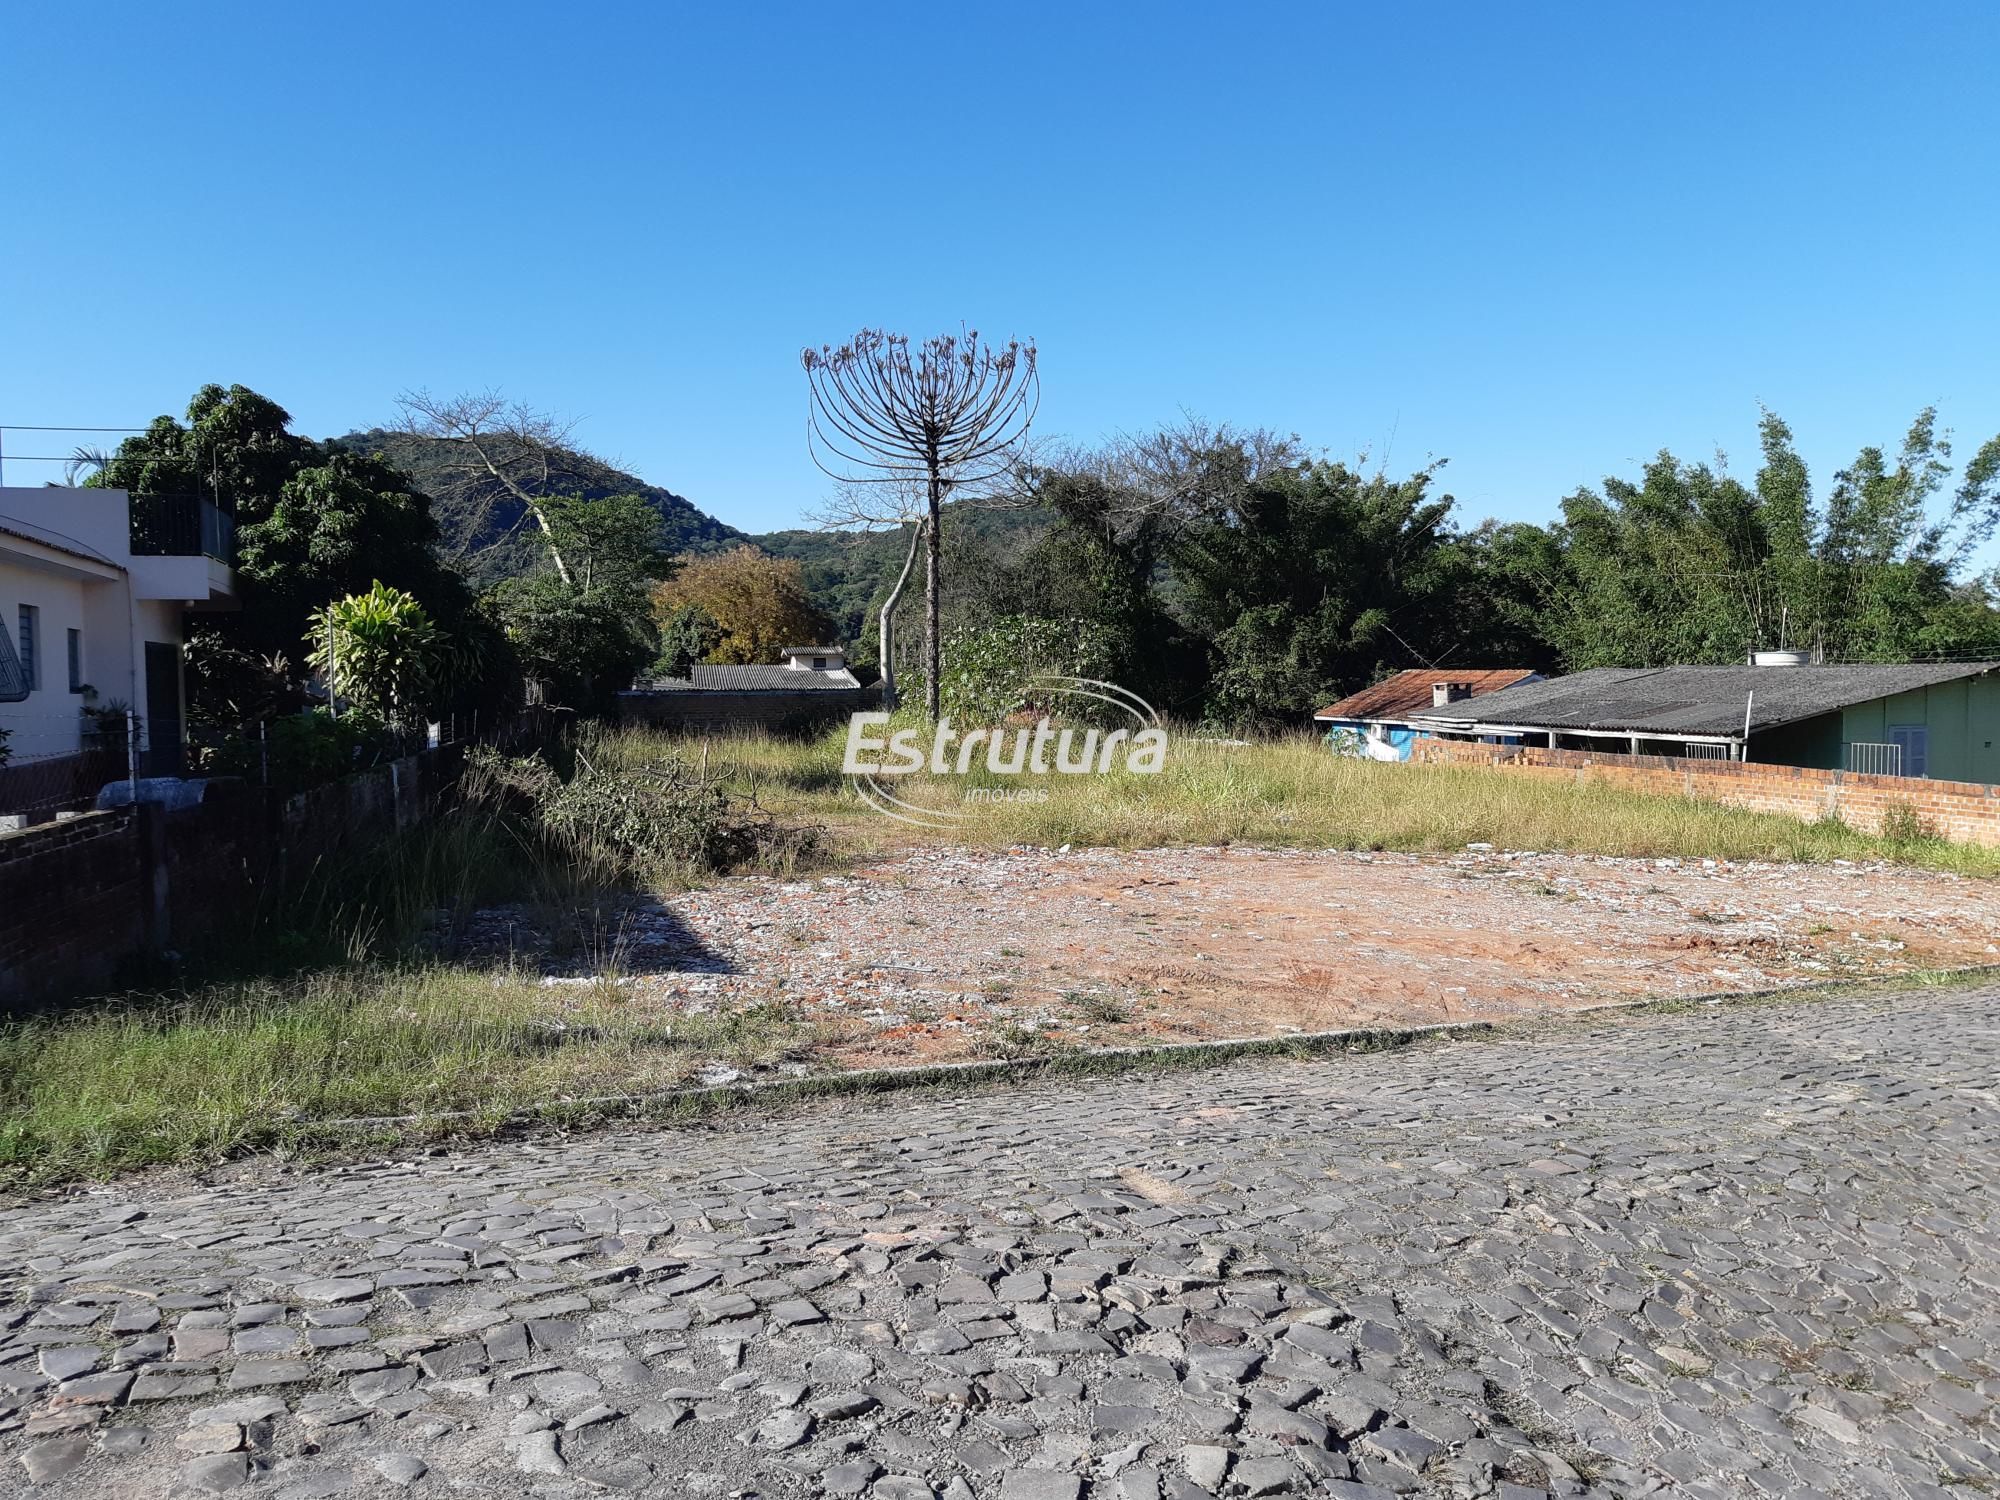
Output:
[
  {"xmin": 2, "ymin": 541, "xmax": 117, "ymax": 760},
  {"xmin": 0, "ymin": 488, "xmax": 227, "ymax": 766}
]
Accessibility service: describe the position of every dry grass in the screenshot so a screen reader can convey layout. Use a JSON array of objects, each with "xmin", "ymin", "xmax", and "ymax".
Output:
[{"xmin": 618, "ymin": 724, "xmax": 2000, "ymax": 877}]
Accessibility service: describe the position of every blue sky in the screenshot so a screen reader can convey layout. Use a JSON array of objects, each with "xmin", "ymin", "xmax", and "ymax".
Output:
[{"xmin": 5, "ymin": 1, "xmax": 1997, "ymax": 545}]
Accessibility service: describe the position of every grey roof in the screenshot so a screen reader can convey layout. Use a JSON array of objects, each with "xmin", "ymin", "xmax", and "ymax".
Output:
[
  {"xmin": 1412, "ymin": 663, "xmax": 2000, "ymax": 737},
  {"xmin": 634, "ymin": 663, "xmax": 861, "ymax": 693}
]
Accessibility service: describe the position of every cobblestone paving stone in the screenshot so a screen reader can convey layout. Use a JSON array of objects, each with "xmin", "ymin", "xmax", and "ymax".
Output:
[{"xmin": 2, "ymin": 986, "xmax": 1996, "ymax": 1499}]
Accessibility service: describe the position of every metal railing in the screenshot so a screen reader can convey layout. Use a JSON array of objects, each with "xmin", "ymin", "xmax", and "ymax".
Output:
[
  {"xmin": 1845, "ymin": 741, "xmax": 1906, "ymax": 777},
  {"xmin": 128, "ymin": 493, "xmax": 236, "ymax": 564}
]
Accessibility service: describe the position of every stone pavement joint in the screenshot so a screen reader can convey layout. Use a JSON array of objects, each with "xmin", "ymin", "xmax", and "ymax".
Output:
[{"xmin": 1, "ymin": 986, "xmax": 1997, "ymax": 1498}]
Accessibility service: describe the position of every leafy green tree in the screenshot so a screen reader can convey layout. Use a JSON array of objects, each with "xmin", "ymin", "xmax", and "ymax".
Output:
[
  {"xmin": 1500, "ymin": 407, "xmax": 2000, "ymax": 668},
  {"xmin": 92, "ymin": 384, "xmax": 482, "ymax": 712},
  {"xmin": 235, "ymin": 452, "xmax": 449, "ymax": 652},
  {"xmin": 539, "ymin": 493, "xmax": 670, "ymax": 610},
  {"xmin": 654, "ymin": 603, "xmax": 725, "ymax": 679},
  {"xmin": 486, "ymin": 493, "xmax": 670, "ymax": 710},
  {"xmin": 1166, "ymin": 456, "xmax": 1483, "ymax": 729},
  {"xmin": 1010, "ymin": 468, "xmax": 1202, "ymax": 715}
]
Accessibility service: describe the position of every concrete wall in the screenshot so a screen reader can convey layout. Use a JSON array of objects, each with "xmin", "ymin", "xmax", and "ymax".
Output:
[
  {"xmin": 618, "ymin": 687, "xmax": 873, "ymax": 734},
  {"xmin": 1412, "ymin": 736, "xmax": 2000, "ymax": 846},
  {"xmin": 0, "ymin": 810, "xmax": 150, "ymax": 1006},
  {"xmin": 0, "ymin": 745, "xmax": 458, "ymax": 1011}
]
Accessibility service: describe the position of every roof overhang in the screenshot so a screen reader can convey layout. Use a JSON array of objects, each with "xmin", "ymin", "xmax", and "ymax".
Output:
[
  {"xmin": 0, "ymin": 525, "xmax": 125, "ymax": 583},
  {"xmin": 1410, "ymin": 717, "xmax": 1743, "ymax": 746}
]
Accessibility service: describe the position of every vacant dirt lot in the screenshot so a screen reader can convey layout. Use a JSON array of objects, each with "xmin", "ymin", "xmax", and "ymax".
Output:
[{"xmin": 475, "ymin": 845, "xmax": 2000, "ymax": 1065}]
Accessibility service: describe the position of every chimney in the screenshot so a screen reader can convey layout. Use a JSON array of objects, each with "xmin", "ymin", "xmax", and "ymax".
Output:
[{"xmin": 1432, "ymin": 681, "xmax": 1473, "ymax": 707}]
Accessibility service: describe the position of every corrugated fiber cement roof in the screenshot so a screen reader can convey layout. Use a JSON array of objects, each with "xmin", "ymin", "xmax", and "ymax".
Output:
[{"xmin": 1413, "ymin": 663, "xmax": 1999, "ymax": 737}]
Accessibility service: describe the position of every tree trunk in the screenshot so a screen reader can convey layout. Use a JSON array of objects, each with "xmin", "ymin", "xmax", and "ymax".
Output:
[
  {"xmin": 528, "ymin": 503, "xmax": 573, "ymax": 586},
  {"xmin": 878, "ymin": 518, "xmax": 923, "ymax": 713},
  {"xmin": 925, "ymin": 463, "xmax": 943, "ymax": 719},
  {"xmin": 466, "ymin": 438, "xmax": 572, "ymax": 584}
]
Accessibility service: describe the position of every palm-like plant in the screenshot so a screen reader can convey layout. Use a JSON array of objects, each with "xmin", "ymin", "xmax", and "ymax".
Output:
[
  {"xmin": 63, "ymin": 446, "xmax": 112, "ymax": 485},
  {"xmin": 306, "ymin": 581, "xmax": 444, "ymax": 725}
]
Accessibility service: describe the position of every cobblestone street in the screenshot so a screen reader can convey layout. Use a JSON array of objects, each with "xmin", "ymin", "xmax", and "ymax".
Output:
[{"xmin": 2, "ymin": 984, "xmax": 1995, "ymax": 1499}]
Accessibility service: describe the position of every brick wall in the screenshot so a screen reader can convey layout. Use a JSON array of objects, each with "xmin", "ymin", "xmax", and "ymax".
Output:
[
  {"xmin": 0, "ymin": 746, "xmax": 461, "ymax": 1011},
  {"xmin": 0, "ymin": 811, "xmax": 148, "ymax": 1007},
  {"xmin": 1410, "ymin": 737, "xmax": 2000, "ymax": 846}
]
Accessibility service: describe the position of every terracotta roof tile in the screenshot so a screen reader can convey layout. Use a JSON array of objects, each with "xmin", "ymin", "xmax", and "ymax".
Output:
[{"xmin": 1314, "ymin": 668, "xmax": 1539, "ymax": 722}]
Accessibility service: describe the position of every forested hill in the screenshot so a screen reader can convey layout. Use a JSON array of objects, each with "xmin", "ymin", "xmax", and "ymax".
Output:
[{"xmin": 332, "ymin": 428, "xmax": 744, "ymax": 585}]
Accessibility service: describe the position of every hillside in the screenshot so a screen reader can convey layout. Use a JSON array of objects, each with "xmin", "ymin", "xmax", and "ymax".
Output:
[
  {"xmin": 332, "ymin": 429, "xmax": 744, "ymax": 586},
  {"xmin": 330, "ymin": 428, "xmax": 1058, "ymax": 652}
]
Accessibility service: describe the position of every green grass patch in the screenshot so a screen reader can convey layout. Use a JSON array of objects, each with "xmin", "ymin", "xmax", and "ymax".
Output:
[
  {"xmin": 625, "ymin": 724, "xmax": 2000, "ymax": 877},
  {"xmin": 0, "ymin": 968, "xmax": 813, "ymax": 1187}
]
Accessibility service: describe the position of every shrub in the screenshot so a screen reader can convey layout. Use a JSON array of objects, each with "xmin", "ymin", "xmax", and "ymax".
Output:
[
  {"xmin": 464, "ymin": 734, "xmax": 817, "ymax": 886},
  {"xmin": 1878, "ymin": 799, "xmax": 1939, "ymax": 845},
  {"xmin": 199, "ymin": 708, "xmax": 390, "ymax": 788},
  {"xmin": 939, "ymin": 614, "xmax": 1120, "ymax": 725}
]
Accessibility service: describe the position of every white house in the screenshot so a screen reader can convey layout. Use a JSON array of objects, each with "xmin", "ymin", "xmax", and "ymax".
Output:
[{"xmin": 0, "ymin": 486, "xmax": 237, "ymax": 778}]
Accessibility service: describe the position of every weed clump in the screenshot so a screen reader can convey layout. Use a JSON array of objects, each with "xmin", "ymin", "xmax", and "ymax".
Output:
[{"xmin": 465, "ymin": 734, "xmax": 818, "ymax": 886}]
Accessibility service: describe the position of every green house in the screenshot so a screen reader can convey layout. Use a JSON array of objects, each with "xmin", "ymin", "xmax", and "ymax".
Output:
[{"xmin": 1411, "ymin": 662, "xmax": 2000, "ymax": 784}]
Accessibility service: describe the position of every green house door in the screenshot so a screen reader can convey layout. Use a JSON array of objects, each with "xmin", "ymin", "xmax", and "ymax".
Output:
[{"xmin": 144, "ymin": 641, "xmax": 184, "ymax": 775}]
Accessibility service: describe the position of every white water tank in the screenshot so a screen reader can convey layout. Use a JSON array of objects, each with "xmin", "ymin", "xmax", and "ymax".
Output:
[{"xmin": 1750, "ymin": 650, "xmax": 1811, "ymax": 667}]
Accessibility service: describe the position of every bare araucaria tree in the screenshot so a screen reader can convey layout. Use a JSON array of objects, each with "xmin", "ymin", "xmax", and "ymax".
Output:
[
  {"xmin": 801, "ymin": 329, "xmax": 1038, "ymax": 717},
  {"xmin": 395, "ymin": 390, "xmax": 600, "ymax": 585}
]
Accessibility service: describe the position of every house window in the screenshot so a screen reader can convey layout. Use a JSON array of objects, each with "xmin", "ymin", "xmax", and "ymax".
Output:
[
  {"xmin": 16, "ymin": 605, "xmax": 37, "ymax": 692},
  {"xmin": 1888, "ymin": 724, "xmax": 1929, "ymax": 779},
  {"xmin": 813, "ymin": 656, "xmax": 828, "ymax": 670},
  {"xmin": 68, "ymin": 628, "xmax": 83, "ymax": 693}
]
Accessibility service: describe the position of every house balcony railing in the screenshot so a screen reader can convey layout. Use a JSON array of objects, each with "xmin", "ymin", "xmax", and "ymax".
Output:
[{"xmin": 129, "ymin": 493, "xmax": 236, "ymax": 565}]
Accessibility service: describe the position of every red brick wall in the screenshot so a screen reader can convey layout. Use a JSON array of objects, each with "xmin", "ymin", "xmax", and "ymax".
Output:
[{"xmin": 1410, "ymin": 737, "xmax": 2000, "ymax": 846}]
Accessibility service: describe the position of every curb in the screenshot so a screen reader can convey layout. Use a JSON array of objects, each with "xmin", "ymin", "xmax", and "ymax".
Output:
[{"xmin": 307, "ymin": 961, "xmax": 2000, "ymax": 1141}]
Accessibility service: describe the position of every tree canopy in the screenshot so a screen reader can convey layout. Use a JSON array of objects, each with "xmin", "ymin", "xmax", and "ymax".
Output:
[
  {"xmin": 650, "ymin": 545, "xmax": 833, "ymax": 666},
  {"xmin": 93, "ymin": 384, "xmax": 467, "ymax": 666},
  {"xmin": 486, "ymin": 493, "xmax": 671, "ymax": 711},
  {"xmin": 1491, "ymin": 409, "xmax": 2000, "ymax": 670}
]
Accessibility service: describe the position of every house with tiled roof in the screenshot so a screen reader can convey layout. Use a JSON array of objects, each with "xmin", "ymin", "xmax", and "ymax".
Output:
[
  {"xmin": 1314, "ymin": 668, "xmax": 1541, "ymax": 761},
  {"xmin": 619, "ymin": 644, "xmax": 873, "ymax": 732}
]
